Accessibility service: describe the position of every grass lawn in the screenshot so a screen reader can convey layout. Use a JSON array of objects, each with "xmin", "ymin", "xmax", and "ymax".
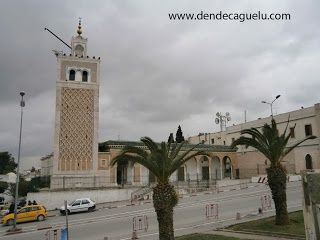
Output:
[
  {"xmin": 227, "ymin": 211, "xmax": 305, "ymax": 238},
  {"xmin": 176, "ymin": 233, "xmax": 249, "ymax": 240}
]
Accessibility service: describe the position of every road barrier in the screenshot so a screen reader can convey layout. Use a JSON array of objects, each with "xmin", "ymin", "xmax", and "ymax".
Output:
[
  {"xmin": 205, "ymin": 203, "xmax": 219, "ymax": 220},
  {"xmin": 45, "ymin": 228, "xmax": 59, "ymax": 240},
  {"xmin": 258, "ymin": 176, "xmax": 267, "ymax": 183},
  {"xmin": 260, "ymin": 194, "xmax": 272, "ymax": 211},
  {"xmin": 132, "ymin": 215, "xmax": 148, "ymax": 240},
  {"xmin": 133, "ymin": 215, "xmax": 148, "ymax": 232}
]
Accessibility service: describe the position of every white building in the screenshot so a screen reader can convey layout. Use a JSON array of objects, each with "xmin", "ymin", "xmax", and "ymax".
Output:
[
  {"xmin": 188, "ymin": 103, "xmax": 320, "ymax": 178},
  {"xmin": 40, "ymin": 153, "xmax": 53, "ymax": 177}
]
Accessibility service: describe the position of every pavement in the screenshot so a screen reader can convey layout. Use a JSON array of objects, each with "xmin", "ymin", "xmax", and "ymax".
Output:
[
  {"xmin": 3, "ymin": 182, "xmax": 302, "ymax": 240},
  {"xmin": 44, "ymin": 182, "xmax": 303, "ymax": 240}
]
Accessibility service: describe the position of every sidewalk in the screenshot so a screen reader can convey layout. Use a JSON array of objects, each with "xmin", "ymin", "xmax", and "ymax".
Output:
[{"xmin": 205, "ymin": 230, "xmax": 299, "ymax": 240}]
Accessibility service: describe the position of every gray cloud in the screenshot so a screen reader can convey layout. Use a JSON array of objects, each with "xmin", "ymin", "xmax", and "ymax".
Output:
[{"xmin": 0, "ymin": 0, "xmax": 319, "ymax": 169}]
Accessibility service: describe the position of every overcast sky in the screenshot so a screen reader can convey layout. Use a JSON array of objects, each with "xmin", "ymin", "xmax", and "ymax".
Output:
[{"xmin": 0, "ymin": 1, "xmax": 319, "ymax": 170}]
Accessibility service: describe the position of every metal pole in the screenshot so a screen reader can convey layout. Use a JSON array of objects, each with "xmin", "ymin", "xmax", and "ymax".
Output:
[
  {"xmin": 64, "ymin": 200, "xmax": 69, "ymax": 240},
  {"xmin": 270, "ymin": 104, "xmax": 273, "ymax": 117},
  {"xmin": 244, "ymin": 110, "xmax": 247, "ymax": 123},
  {"xmin": 12, "ymin": 92, "xmax": 25, "ymax": 231}
]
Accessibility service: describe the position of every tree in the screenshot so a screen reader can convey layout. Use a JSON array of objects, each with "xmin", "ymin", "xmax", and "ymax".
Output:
[
  {"xmin": 0, "ymin": 152, "xmax": 17, "ymax": 174},
  {"xmin": 231, "ymin": 118, "xmax": 315, "ymax": 225},
  {"xmin": 175, "ymin": 125, "xmax": 185, "ymax": 143},
  {"xmin": 0, "ymin": 152, "xmax": 16, "ymax": 194},
  {"xmin": 111, "ymin": 137, "xmax": 208, "ymax": 240},
  {"xmin": 167, "ymin": 133, "xmax": 174, "ymax": 143},
  {"xmin": 9, "ymin": 178, "xmax": 29, "ymax": 198},
  {"xmin": 0, "ymin": 182, "xmax": 8, "ymax": 194}
]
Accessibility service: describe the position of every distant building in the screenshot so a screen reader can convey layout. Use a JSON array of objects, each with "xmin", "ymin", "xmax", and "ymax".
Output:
[
  {"xmin": 188, "ymin": 103, "xmax": 320, "ymax": 178},
  {"xmin": 40, "ymin": 153, "xmax": 53, "ymax": 177}
]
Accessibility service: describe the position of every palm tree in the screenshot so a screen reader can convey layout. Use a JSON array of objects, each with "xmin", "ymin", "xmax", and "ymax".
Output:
[
  {"xmin": 111, "ymin": 137, "xmax": 209, "ymax": 240},
  {"xmin": 231, "ymin": 118, "xmax": 315, "ymax": 225}
]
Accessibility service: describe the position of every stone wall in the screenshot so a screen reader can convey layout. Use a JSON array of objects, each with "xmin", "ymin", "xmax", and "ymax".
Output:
[{"xmin": 27, "ymin": 188, "xmax": 137, "ymax": 210}]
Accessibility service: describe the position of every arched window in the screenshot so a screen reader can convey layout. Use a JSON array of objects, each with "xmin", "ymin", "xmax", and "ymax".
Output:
[
  {"xmin": 69, "ymin": 70, "xmax": 75, "ymax": 81},
  {"xmin": 82, "ymin": 71, "xmax": 88, "ymax": 82},
  {"xmin": 305, "ymin": 154, "xmax": 313, "ymax": 170}
]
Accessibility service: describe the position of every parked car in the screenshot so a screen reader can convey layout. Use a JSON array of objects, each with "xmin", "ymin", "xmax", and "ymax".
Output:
[
  {"xmin": 60, "ymin": 198, "xmax": 95, "ymax": 215},
  {"xmin": 1, "ymin": 205, "xmax": 48, "ymax": 226}
]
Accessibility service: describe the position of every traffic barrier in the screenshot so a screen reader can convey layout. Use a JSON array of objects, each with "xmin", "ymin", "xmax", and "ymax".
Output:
[
  {"xmin": 133, "ymin": 215, "xmax": 148, "ymax": 232},
  {"xmin": 260, "ymin": 194, "xmax": 272, "ymax": 211},
  {"xmin": 257, "ymin": 177, "xmax": 267, "ymax": 183},
  {"xmin": 132, "ymin": 215, "xmax": 148, "ymax": 239},
  {"xmin": 45, "ymin": 228, "xmax": 59, "ymax": 240},
  {"xmin": 205, "ymin": 203, "xmax": 219, "ymax": 220},
  {"xmin": 252, "ymin": 175, "xmax": 267, "ymax": 183}
]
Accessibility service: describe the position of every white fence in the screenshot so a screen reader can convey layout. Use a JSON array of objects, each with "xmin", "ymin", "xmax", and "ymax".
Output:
[{"xmin": 28, "ymin": 188, "xmax": 137, "ymax": 210}]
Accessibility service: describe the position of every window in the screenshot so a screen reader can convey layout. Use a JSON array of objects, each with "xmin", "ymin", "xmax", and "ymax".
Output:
[
  {"xmin": 211, "ymin": 138, "xmax": 214, "ymax": 144},
  {"xmin": 31, "ymin": 206, "xmax": 40, "ymax": 211},
  {"xmin": 72, "ymin": 200, "xmax": 81, "ymax": 206},
  {"xmin": 290, "ymin": 127, "xmax": 295, "ymax": 138},
  {"xmin": 82, "ymin": 199, "xmax": 90, "ymax": 204},
  {"xmin": 306, "ymin": 154, "xmax": 313, "ymax": 170},
  {"xmin": 82, "ymin": 71, "xmax": 88, "ymax": 82},
  {"xmin": 101, "ymin": 160, "xmax": 106, "ymax": 166},
  {"xmin": 177, "ymin": 167, "xmax": 184, "ymax": 181},
  {"xmin": 69, "ymin": 70, "xmax": 75, "ymax": 80},
  {"xmin": 223, "ymin": 141, "xmax": 226, "ymax": 145},
  {"xmin": 305, "ymin": 124, "xmax": 312, "ymax": 136},
  {"xmin": 18, "ymin": 207, "xmax": 30, "ymax": 213},
  {"xmin": 231, "ymin": 138, "xmax": 235, "ymax": 143}
]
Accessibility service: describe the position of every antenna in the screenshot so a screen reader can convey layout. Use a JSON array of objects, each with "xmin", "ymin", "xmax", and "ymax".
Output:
[{"xmin": 44, "ymin": 27, "xmax": 72, "ymax": 50}]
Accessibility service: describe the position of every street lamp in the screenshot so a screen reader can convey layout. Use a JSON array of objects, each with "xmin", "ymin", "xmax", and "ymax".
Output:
[
  {"xmin": 215, "ymin": 112, "xmax": 231, "ymax": 132},
  {"xmin": 12, "ymin": 91, "xmax": 25, "ymax": 232},
  {"xmin": 261, "ymin": 95, "xmax": 281, "ymax": 117}
]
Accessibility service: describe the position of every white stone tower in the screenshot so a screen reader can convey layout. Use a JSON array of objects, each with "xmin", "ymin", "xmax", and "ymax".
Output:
[{"xmin": 51, "ymin": 21, "xmax": 100, "ymax": 189}]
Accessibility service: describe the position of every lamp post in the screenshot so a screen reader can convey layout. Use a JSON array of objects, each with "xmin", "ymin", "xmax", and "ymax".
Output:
[
  {"xmin": 215, "ymin": 112, "xmax": 231, "ymax": 132},
  {"xmin": 261, "ymin": 94, "xmax": 281, "ymax": 117},
  {"xmin": 12, "ymin": 91, "xmax": 25, "ymax": 231}
]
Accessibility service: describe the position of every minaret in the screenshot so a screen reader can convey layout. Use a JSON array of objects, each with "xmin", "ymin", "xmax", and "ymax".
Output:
[{"xmin": 51, "ymin": 20, "xmax": 100, "ymax": 189}]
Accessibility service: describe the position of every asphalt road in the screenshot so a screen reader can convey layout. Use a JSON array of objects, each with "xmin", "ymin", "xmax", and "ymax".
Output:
[{"xmin": 0, "ymin": 182, "xmax": 303, "ymax": 240}]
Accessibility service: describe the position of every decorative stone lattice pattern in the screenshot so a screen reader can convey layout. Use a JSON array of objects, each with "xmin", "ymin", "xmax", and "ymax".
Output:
[{"xmin": 59, "ymin": 87, "xmax": 94, "ymax": 171}]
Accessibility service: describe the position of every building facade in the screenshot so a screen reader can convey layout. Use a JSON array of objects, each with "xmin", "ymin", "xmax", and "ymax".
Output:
[
  {"xmin": 188, "ymin": 103, "xmax": 320, "ymax": 178},
  {"xmin": 40, "ymin": 153, "xmax": 53, "ymax": 177},
  {"xmin": 97, "ymin": 141, "xmax": 238, "ymax": 188}
]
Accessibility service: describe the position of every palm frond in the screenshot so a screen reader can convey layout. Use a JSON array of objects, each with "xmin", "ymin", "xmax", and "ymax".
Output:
[
  {"xmin": 169, "ymin": 141, "xmax": 186, "ymax": 160},
  {"xmin": 141, "ymin": 136, "xmax": 158, "ymax": 153},
  {"xmin": 283, "ymin": 135, "xmax": 316, "ymax": 157}
]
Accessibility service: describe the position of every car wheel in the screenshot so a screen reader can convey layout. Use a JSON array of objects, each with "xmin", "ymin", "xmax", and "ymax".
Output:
[
  {"xmin": 37, "ymin": 215, "xmax": 45, "ymax": 221},
  {"xmin": 88, "ymin": 207, "xmax": 94, "ymax": 212},
  {"xmin": 60, "ymin": 210, "xmax": 66, "ymax": 215},
  {"xmin": 67, "ymin": 210, "xmax": 71, "ymax": 215},
  {"xmin": 7, "ymin": 219, "xmax": 14, "ymax": 226}
]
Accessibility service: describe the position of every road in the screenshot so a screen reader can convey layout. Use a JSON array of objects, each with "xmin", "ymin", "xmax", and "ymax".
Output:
[{"xmin": 0, "ymin": 182, "xmax": 303, "ymax": 240}]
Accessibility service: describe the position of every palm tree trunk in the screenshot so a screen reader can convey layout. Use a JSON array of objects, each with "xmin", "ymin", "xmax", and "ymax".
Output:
[
  {"xmin": 153, "ymin": 182, "xmax": 178, "ymax": 240},
  {"xmin": 266, "ymin": 165, "xmax": 289, "ymax": 225}
]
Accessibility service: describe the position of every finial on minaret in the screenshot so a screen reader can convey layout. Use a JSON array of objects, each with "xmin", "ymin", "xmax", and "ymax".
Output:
[{"xmin": 77, "ymin": 17, "xmax": 82, "ymax": 36}]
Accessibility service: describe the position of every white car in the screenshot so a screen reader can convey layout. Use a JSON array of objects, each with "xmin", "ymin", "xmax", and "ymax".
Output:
[{"xmin": 60, "ymin": 198, "xmax": 95, "ymax": 215}]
